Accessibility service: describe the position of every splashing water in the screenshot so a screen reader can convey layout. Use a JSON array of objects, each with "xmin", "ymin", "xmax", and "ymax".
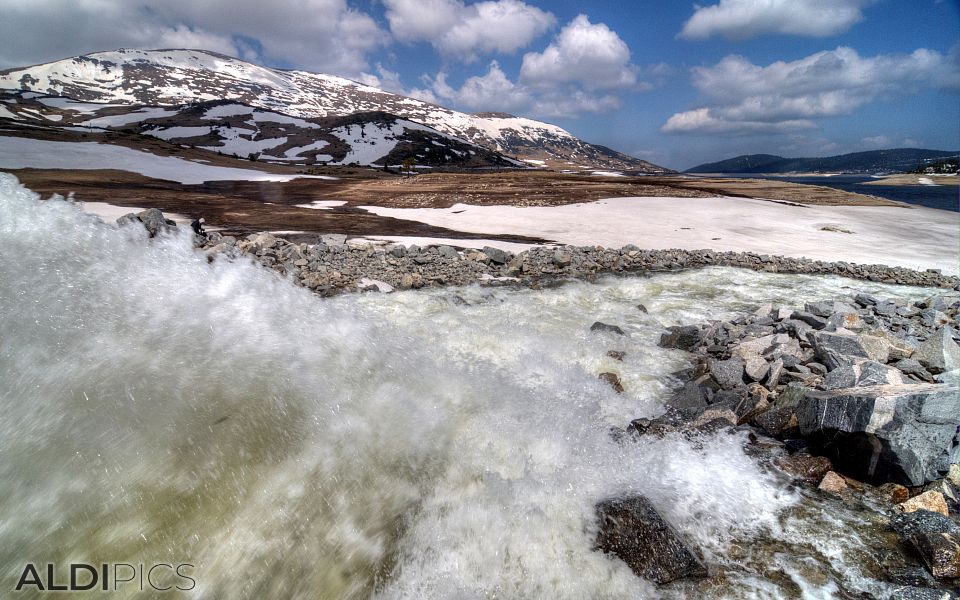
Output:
[{"xmin": 0, "ymin": 174, "xmax": 938, "ymax": 598}]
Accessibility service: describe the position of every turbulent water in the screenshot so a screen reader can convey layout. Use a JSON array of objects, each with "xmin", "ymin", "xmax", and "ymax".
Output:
[{"xmin": 0, "ymin": 173, "xmax": 941, "ymax": 599}]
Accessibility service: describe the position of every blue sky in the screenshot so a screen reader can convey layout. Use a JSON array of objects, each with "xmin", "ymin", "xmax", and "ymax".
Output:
[{"xmin": 1, "ymin": 0, "xmax": 958, "ymax": 169}]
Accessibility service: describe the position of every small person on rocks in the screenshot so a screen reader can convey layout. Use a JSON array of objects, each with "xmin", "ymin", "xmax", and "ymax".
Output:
[{"xmin": 191, "ymin": 217, "xmax": 206, "ymax": 237}]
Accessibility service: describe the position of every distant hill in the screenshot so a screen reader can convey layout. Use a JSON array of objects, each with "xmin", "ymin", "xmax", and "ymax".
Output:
[{"xmin": 686, "ymin": 149, "xmax": 959, "ymax": 174}]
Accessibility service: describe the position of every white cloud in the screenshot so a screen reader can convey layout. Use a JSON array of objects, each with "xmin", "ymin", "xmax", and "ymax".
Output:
[
  {"xmin": 520, "ymin": 15, "xmax": 638, "ymax": 90},
  {"xmin": 419, "ymin": 14, "xmax": 645, "ymax": 119},
  {"xmin": 383, "ymin": 0, "xmax": 555, "ymax": 61},
  {"xmin": 427, "ymin": 59, "xmax": 623, "ymax": 119},
  {"xmin": 440, "ymin": 62, "xmax": 533, "ymax": 113},
  {"xmin": 662, "ymin": 108, "xmax": 815, "ymax": 134},
  {"xmin": 663, "ymin": 46, "xmax": 960, "ymax": 135},
  {"xmin": 0, "ymin": 0, "xmax": 388, "ymax": 78},
  {"xmin": 679, "ymin": 0, "xmax": 870, "ymax": 41}
]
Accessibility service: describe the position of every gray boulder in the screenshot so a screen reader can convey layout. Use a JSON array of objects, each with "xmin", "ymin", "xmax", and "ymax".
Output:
[
  {"xmin": 659, "ymin": 325, "xmax": 700, "ymax": 350},
  {"xmin": 891, "ymin": 510, "xmax": 960, "ymax": 539},
  {"xmin": 437, "ymin": 245, "xmax": 459, "ymax": 259},
  {"xmin": 896, "ymin": 359, "xmax": 936, "ymax": 383},
  {"xmin": 136, "ymin": 208, "xmax": 176, "ymax": 237},
  {"xmin": 790, "ymin": 311, "xmax": 828, "ymax": 329},
  {"xmin": 481, "ymin": 246, "xmax": 512, "ymax": 264},
  {"xmin": 821, "ymin": 360, "xmax": 904, "ymax": 390},
  {"xmin": 744, "ymin": 356, "xmax": 770, "ymax": 381},
  {"xmin": 710, "ymin": 357, "xmax": 746, "ymax": 390},
  {"xmin": 855, "ymin": 293, "xmax": 879, "ymax": 307},
  {"xmin": 913, "ymin": 327, "xmax": 960, "ymax": 375},
  {"xmin": 923, "ymin": 292, "xmax": 960, "ymax": 313},
  {"xmin": 594, "ymin": 496, "xmax": 708, "ymax": 584},
  {"xmin": 766, "ymin": 358, "xmax": 784, "ymax": 388},
  {"xmin": 797, "ymin": 383, "xmax": 960, "ymax": 486},
  {"xmin": 810, "ymin": 329, "xmax": 891, "ymax": 370},
  {"xmin": 805, "ymin": 301, "xmax": 857, "ymax": 317},
  {"xmin": 666, "ymin": 382, "xmax": 709, "ymax": 418}
]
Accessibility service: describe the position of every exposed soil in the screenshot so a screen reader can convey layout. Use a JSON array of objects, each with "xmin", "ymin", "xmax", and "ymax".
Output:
[{"xmin": 8, "ymin": 150, "xmax": 902, "ymax": 239}]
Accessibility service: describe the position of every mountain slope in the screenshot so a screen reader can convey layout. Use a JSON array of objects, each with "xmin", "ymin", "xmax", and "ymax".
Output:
[
  {"xmin": 0, "ymin": 91, "xmax": 520, "ymax": 169},
  {"xmin": 687, "ymin": 149, "xmax": 959, "ymax": 174},
  {"xmin": 0, "ymin": 49, "xmax": 667, "ymax": 172}
]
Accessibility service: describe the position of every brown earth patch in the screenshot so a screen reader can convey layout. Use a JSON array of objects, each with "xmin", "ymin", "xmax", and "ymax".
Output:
[{"xmin": 10, "ymin": 165, "xmax": 904, "ymax": 240}]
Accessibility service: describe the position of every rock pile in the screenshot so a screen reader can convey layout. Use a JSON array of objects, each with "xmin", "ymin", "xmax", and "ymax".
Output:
[
  {"xmin": 602, "ymin": 290, "xmax": 960, "ymax": 590},
  {"xmin": 192, "ymin": 229, "xmax": 960, "ymax": 294},
  {"xmin": 114, "ymin": 210, "xmax": 960, "ymax": 292},
  {"xmin": 649, "ymin": 291, "xmax": 960, "ymax": 488}
]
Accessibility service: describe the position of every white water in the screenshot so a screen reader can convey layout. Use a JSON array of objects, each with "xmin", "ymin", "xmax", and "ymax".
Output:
[{"xmin": 0, "ymin": 173, "xmax": 938, "ymax": 599}]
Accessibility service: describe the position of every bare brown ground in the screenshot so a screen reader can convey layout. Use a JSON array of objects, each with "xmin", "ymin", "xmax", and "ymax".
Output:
[{"xmin": 10, "ymin": 165, "xmax": 904, "ymax": 240}]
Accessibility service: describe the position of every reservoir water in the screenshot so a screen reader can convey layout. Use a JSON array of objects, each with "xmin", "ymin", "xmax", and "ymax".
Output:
[{"xmin": 704, "ymin": 174, "xmax": 958, "ymax": 212}]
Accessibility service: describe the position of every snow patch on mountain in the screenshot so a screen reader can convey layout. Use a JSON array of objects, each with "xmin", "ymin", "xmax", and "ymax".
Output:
[
  {"xmin": 0, "ymin": 49, "xmax": 667, "ymax": 171},
  {"xmin": 0, "ymin": 136, "xmax": 335, "ymax": 183}
]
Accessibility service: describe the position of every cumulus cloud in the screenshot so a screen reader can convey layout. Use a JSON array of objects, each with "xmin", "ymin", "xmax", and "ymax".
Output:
[
  {"xmin": 417, "ymin": 14, "xmax": 645, "ymax": 118},
  {"xmin": 0, "ymin": 0, "xmax": 387, "ymax": 78},
  {"xmin": 520, "ymin": 15, "xmax": 638, "ymax": 90},
  {"xmin": 383, "ymin": 0, "xmax": 555, "ymax": 61},
  {"xmin": 662, "ymin": 108, "xmax": 815, "ymax": 134},
  {"xmin": 426, "ymin": 60, "xmax": 621, "ymax": 118},
  {"xmin": 679, "ymin": 0, "xmax": 870, "ymax": 41},
  {"xmin": 663, "ymin": 46, "xmax": 960, "ymax": 135}
]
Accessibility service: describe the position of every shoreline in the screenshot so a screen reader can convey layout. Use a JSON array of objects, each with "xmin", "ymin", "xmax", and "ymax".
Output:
[{"xmin": 195, "ymin": 227, "xmax": 959, "ymax": 296}]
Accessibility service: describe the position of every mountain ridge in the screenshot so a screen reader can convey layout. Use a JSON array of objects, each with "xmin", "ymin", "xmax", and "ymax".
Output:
[
  {"xmin": 686, "ymin": 149, "xmax": 959, "ymax": 174},
  {"xmin": 0, "ymin": 48, "xmax": 668, "ymax": 173}
]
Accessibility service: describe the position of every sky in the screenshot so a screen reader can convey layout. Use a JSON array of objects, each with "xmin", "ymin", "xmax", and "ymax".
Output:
[{"xmin": 0, "ymin": 0, "xmax": 958, "ymax": 170}]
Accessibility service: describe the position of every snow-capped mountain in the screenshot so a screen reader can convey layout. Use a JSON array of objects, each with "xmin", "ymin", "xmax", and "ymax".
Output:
[
  {"xmin": 0, "ymin": 90, "xmax": 519, "ymax": 169},
  {"xmin": 0, "ymin": 49, "xmax": 666, "ymax": 172}
]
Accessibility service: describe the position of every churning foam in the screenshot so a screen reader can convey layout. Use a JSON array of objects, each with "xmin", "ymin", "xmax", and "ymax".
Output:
[{"xmin": 0, "ymin": 173, "xmax": 936, "ymax": 598}]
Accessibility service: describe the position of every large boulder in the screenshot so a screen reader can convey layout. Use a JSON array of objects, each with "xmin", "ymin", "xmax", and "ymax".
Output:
[
  {"xmin": 809, "ymin": 329, "xmax": 891, "ymax": 370},
  {"xmin": 137, "ymin": 208, "xmax": 171, "ymax": 237},
  {"xmin": 821, "ymin": 359, "xmax": 905, "ymax": 390},
  {"xmin": 481, "ymin": 246, "xmax": 512, "ymax": 265},
  {"xmin": 120, "ymin": 208, "xmax": 176, "ymax": 238},
  {"xmin": 594, "ymin": 496, "xmax": 708, "ymax": 584},
  {"xmin": 710, "ymin": 357, "xmax": 746, "ymax": 390},
  {"xmin": 892, "ymin": 510, "xmax": 960, "ymax": 581},
  {"xmin": 913, "ymin": 328, "xmax": 960, "ymax": 375},
  {"xmin": 659, "ymin": 325, "xmax": 700, "ymax": 350},
  {"xmin": 797, "ymin": 383, "xmax": 960, "ymax": 486}
]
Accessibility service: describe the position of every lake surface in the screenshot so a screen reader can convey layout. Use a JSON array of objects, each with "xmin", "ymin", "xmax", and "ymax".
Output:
[{"xmin": 707, "ymin": 174, "xmax": 958, "ymax": 212}]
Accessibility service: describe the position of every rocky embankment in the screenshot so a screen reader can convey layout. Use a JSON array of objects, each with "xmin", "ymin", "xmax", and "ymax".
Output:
[
  {"xmin": 595, "ymin": 290, "xmax": 960, "ymax": 597},
  {"xmin": 119, "ymin": 208, "xmax": 959, "ymax": 293}
]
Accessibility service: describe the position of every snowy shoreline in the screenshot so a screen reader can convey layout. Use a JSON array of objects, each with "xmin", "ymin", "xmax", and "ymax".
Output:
[{"xmin": 359, "ymin": 195, "xmax": 960, "ymax": 276}]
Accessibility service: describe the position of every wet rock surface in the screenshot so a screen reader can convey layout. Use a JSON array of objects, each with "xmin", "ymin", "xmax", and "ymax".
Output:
[
  {"xmin": 637, "ymin": 287, "xmax": 960, "ymax": 589},
  {"xmin": 594, "ymin": 496, "xmax": 709, "ymax": 585},
  {"xmin": 649, "ymin": 289, "xmax": 960, "ymax": 488}
]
